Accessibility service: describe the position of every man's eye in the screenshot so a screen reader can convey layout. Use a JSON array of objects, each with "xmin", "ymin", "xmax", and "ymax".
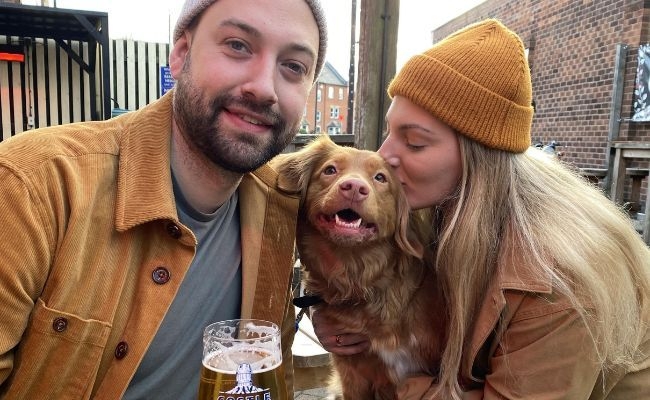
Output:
[
  {"xmin": 323, "ymin": 165, "xmax": 336, "ymax": 175},
  {"xmin": 227, "ymin": 39, "xmax": 249, "ymax": 53},
  {"xmin": 284, "ymin": 62, "xmax": 307, "ymax": 76}
]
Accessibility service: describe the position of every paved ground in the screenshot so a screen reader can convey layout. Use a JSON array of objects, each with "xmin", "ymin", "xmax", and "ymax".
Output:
[
  {"xmin": 293, "ymin": 364, "xmax": 332, "ymax": 399},
  {"xmin": 295, "ymin": 386, "xmax": 330, "ymax": 399}
]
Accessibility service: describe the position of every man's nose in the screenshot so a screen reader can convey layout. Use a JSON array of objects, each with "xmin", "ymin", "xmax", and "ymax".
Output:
[{"xmin": 241, "ymin": 58, "xmax": 279, "ymax": 105}]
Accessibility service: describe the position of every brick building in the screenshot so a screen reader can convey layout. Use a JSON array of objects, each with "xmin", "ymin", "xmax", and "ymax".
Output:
[
  {"xmin": 301, "ymin": 61, "xmax": 349, "ymax": 135},
  {"xmin": 433, "ymin": 0, "xmax": 650, "ymax": 217},
  {"xmin": 434, "ymin": 0, "xmax": 650, "ymax": 167}
]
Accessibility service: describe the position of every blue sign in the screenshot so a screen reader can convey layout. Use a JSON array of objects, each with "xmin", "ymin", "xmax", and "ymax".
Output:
[{"xmin": 160, "ymin": 66, "xmax": 175, "ymax": 96}]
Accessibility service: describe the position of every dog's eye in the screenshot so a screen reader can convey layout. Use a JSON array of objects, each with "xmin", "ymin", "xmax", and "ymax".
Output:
[
  {"xmin": 323, "ymin": 165, "xmax": 337, "ymax": 175},
  {"xmin": 374, "ymin": 173, "xmax": 387, "ymax": 183}
]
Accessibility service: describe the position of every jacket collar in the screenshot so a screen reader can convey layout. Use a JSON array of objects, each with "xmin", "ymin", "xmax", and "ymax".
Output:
[{"xmin": 114, "ymin": 91, "xmax": 178, "ymax": 233}]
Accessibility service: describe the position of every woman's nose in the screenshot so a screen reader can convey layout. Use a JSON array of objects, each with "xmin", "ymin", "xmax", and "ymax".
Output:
[{"xmin": 378, "ymin": 141, "xmax": 399, "ymax": 167}]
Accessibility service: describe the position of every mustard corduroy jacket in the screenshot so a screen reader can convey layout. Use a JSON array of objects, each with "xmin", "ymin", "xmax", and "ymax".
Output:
[{"xmin": 0, "ymin": 91, "xmax": 299, "ymax": 399}]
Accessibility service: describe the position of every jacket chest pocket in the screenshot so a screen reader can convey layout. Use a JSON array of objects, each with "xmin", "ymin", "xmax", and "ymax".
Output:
[{"xmin": 3, "ymin": 298, "xmax": 111, "ymax": 400}]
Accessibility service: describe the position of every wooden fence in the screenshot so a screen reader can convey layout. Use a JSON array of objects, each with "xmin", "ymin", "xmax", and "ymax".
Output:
[{"xmin": 0, "ymin": 37, "xmax": 170, "ymax": 141}]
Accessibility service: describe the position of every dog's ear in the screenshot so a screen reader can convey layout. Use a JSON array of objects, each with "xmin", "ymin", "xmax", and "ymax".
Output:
[
  {"xmin": 394, "ymin": 188, "xmax": 424, "ymax": 259},
  {"xmin": 270, "ymin": 134, "xmax": 336, "ymax": 198},
  {"xmin": 270, "ymin": 153, "xmax": 303, "ymax": 193}
]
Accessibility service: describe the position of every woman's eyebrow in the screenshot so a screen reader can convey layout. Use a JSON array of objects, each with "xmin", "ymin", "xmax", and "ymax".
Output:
[{"xmin": 397, "ymin": 123, "xmax": 432, "ymax": 134}]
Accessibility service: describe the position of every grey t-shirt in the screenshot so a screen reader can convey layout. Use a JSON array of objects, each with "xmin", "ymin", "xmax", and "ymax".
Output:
[{"xmin": 123, "ymin": 173, "xmax": 242, "ymax": 400}]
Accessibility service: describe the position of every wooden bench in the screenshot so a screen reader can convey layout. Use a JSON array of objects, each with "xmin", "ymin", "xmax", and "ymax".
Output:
[
  {"xmin": 579, "ymin": 167, "xmax": 607, "ymax": 185},
  {"xmin": 579, "ymin": 167, "xmax": 649, "ymax": 213}
]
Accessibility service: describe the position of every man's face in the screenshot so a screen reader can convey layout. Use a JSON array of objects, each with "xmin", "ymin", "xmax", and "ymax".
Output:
[{"xmin": 169, "ymin": 0, "xmax": 320, "ymax": 173}]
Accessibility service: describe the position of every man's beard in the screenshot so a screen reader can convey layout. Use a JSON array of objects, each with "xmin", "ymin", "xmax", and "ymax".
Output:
[{"xmin": 173, "ymin": 68, "xmax": 296, "ymax": 174}]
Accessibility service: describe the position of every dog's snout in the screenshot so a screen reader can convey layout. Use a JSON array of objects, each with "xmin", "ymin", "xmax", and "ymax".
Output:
[{"xmin": 339, "ymin": 178, "xmax": 369, "ymax": 201}]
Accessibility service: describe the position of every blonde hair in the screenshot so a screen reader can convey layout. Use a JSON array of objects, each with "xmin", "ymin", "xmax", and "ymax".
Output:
[{"xmin": 429, "ymin": 135, "xmax": 650, "ymax": 398}]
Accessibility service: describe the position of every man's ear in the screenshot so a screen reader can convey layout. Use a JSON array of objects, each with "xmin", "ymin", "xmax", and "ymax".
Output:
[{"xmin": 169, "ymin": 32, "xmax": 191, "ymax": 79}]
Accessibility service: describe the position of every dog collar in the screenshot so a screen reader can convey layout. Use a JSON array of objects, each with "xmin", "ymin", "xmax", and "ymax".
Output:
[{"xmin": 292, "ymin": 294, "xmax": 324, "ymax": 308}]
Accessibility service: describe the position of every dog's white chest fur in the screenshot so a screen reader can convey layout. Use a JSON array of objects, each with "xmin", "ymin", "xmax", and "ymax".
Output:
[{"xmin": 376, "ymin": 334, "xmax": 421, "ymax": 380}]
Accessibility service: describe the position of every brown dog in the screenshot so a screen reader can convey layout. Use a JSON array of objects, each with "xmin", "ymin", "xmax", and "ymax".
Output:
[{"xmin": 272, "ymin": 135, "xmax": 443, "ymax": 399}]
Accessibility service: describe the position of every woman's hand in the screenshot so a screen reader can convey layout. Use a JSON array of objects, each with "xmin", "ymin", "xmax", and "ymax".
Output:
[{"xmin": 310, "ymin": 305, "xmax": 370, "ymax": 355}]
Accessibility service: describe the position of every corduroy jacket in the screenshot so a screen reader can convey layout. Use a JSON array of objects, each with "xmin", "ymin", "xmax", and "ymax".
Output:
[
  {"xmin": 398, "ymin": 247, "xmax": 650, "ymax": 399},
  {"xmin": 0, "ymin": 91, "xmax": 300, "ymax": 399}
]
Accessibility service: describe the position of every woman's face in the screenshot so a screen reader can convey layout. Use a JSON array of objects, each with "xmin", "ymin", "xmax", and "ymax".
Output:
[{"xmin": 378, "ymin": 96, "xmax": 462, "ymax": 210}]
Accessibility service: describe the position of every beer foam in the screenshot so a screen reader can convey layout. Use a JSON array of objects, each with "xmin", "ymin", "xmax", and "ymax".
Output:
[
  {"xmin": 207, "ymin": 322, "xmax": 277, "ymax": 342},
  {"xmin": 204, "ymin": 347, "xmax": 281, "ymax": 374},
  {"xmin": 242, "ymin": 321, "xmax": 278, "ymax": 338}
]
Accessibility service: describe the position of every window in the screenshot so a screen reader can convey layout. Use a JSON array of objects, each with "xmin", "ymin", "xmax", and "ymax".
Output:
[
  {"xmin": 317, "ymin": 89, "xmax": 322, "ymax": 102},
  {"xmin": 330, "ymin": 106, "xmax": 339, "ymax": 119},
  {"xmin": 339, "ymin": 88, "xmax": 344, "ymax": 100},
  {"xmin": 316, "ymin": 111, "xmax": 321, "ymax": 122},
  {"xmin": 316, "ymin": 125, "xmax": 321, "ymax": 133},
  {"xmin": 328, "ymin": 125, "xmax": 341, "ymax": 135},
  {"xmin": 328, "ymin": 87, "xmax": 334, "ymax": 99}
]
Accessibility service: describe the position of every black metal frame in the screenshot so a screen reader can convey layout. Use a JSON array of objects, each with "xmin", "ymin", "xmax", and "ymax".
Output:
[{"xmin": 0, "ymin": 3, "xmax": 110, "ymax": 120}]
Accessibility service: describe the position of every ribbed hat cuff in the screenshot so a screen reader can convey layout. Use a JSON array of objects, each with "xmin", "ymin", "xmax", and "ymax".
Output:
[
  {"xmin": 388, "ymin": 54, "xmax": 532, "ymax": 153},
  {"xmin": 173, "ymin": 0, "xmax": 327, "ymax": 81}
]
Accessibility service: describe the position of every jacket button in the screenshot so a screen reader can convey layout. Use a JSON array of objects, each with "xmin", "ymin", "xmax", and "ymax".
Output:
[
  {"xmin": 166, "ymin": 222, "xmax": 182, "ymax": 239},
  {"xmin": 52, "ymin": 317, "xmax": 68, "ymax": 332},
  {"xmin": 115, "ymin": 341, "xmax": 129, "ymax": 359},
  {"xmin": 152, "ymin": 267, "xmax": 171, "ymax": 284}
]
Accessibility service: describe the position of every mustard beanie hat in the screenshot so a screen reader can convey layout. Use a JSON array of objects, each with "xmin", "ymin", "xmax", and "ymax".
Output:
[
  {"xmin": 173, "ymin": 0, "xmax": 328, "ymax": 81},
  {"xmin": 388, "ymin": 19, "xmax": 533, "ymax": 153}
]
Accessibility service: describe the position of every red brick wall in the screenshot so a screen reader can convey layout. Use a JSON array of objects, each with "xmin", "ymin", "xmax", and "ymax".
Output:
[
  {"xmin": 304, "ymin": 83, "xmax": 349, "ymax": 134},
  {"xmin": 433, "ymin": 0, "xmax": 650, "ymax": 169}
]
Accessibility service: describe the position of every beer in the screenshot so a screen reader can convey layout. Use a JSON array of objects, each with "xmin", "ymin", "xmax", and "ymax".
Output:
[
  {"xmin": 198, "ymin": 347, "xmax": 286, "ymax": 400},
  {"xmin": 198, "ymin": 319, "xmax": 286, "ymax": 400}
]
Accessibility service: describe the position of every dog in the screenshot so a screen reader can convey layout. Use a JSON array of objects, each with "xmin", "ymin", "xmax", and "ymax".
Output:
[{"xmin": 272, "ymin": 135, "xmax": 444, "ymax": 399}]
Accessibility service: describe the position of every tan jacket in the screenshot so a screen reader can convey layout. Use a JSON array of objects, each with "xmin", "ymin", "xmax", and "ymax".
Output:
[
  {"xmin": 399, "ymin": 250, "xmax": 650, "ymax": 399},
  {"xmin": 0, "ymin": 92, "xmax": 299, "ymax": 399}
]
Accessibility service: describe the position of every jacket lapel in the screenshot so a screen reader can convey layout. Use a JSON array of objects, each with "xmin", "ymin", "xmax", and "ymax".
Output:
[
  {"xmin": 239, "ymin": 164, "xmax": 299, "ymax": 325},
  {"xmin": 466, "ymin": 234, "xmax": 553, "ymax": 381}
]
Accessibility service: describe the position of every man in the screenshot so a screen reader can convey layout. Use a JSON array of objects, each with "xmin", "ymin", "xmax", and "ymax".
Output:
[{"xmin": 0, "ymin": 0, "xmax": 326, "ymax": 398}]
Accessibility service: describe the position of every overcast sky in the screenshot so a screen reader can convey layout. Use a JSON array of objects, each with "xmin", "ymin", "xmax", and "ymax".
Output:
[{"xmin": 28, "ymin": 0, "xmax": 485, "ymax": 75}]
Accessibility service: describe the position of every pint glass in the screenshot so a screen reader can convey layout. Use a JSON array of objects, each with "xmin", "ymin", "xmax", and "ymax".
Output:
[{"xmin": 198, "ymin": 319, "xmax": 287, "ymax": 400}]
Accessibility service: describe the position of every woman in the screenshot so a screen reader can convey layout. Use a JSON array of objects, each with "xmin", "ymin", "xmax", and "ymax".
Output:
[{"xmin": 312, "ymin": 19, "xmax": 650, "ymax": 399}]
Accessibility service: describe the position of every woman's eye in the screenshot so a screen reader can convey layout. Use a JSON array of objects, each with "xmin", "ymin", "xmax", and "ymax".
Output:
[
  {"xmin": 374, "ymin": 173, "xmax": 387, "ymax": 183},
  {"xmin": 323, "ymin": 165, "xmax": 337, "ymax": 175},
  {"xmin": 406, "ymin": 143, "xmax": 425, "ymax": 150}
]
